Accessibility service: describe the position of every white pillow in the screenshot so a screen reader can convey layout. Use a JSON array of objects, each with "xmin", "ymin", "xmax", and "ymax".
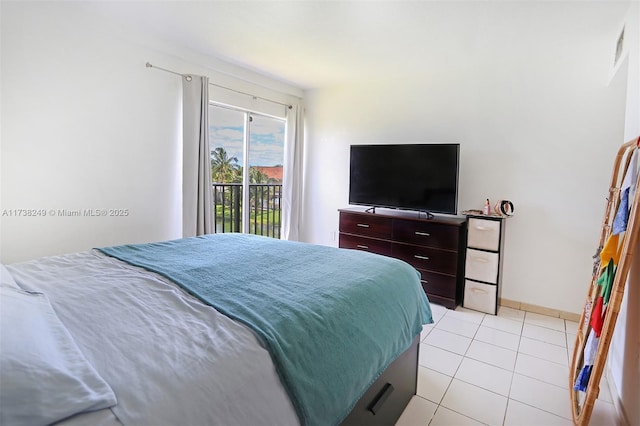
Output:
[
  {"xmin": 1, "ymin": 264, "xmax": 19, "ymax": 289},
  {"xmin": 0, "ymin": 286, "xmax": 117, "ymax": 426}
]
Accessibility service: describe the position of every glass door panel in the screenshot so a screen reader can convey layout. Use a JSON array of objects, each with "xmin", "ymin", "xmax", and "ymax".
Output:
[
  {"xmin": 209, "ymin": 105, "xmax": 285, "ymax": 238},
  {"xmin": 247, "ymin": 114, "xmax": 285, "ymax": 238},
  {"xmin": 209, "ymin": 106, "xmax": 244, "ymax": 233}
]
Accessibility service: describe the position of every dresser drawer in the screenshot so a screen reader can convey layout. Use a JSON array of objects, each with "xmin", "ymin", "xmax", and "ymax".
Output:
[
  {"xmin": 339, "ymin": 234, "xmax": 392, "ymax": 256},
  {"xmin": 392, "ymin": 220, "xmax": 459, "ymax": 250},
  {"xmin": 468, "ymin": 218, "xmax": 500, "ymax": 251},
  {"xmin": 338, "ymin": 208, "xmax": 467, "ymax": 310},
  {"xmin": 340, "ymin": 212, "xmax": 393, "ymax": 239},
  {"xmin": 463, "ymin": 280, "xmax": 497, "ymax": 314},
  {"xmin": 465, "ymin": 248, "xmax": 499, "ymax": 284},
  {"xmin": 392, "ymin": 243, "xmax": 458, "ymax": 275},
  {"xmin": 418, "ymin": 269, "xmax": 457, "ymax": 299}
]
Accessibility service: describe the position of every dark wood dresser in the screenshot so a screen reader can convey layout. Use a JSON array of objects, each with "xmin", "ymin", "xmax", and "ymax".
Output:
[{"xmin": 338, "ymin": 208, "xmax": 467, "ymax": 309}]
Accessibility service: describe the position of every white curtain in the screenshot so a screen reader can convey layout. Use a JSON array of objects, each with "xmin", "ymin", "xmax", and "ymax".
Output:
[
  {"xmin": 182, "ymin": 75, "xmax": 214, "ymax": 237},
  {"xmin": 281, "ymin": 104, "xmax": 304, "ymax": 241}
]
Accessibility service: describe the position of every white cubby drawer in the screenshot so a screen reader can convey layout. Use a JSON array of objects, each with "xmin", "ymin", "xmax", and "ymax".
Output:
[
  {"xmin": 465, "ymin": 248, "xmax": 499, "ymax": 284},
  {"xmin": 467, "ymin": 218, "xmax": 500, "ymax": 251},
  {"xmin": 463, "ymin": 280, "xmax": 497, "ymax": 314}
]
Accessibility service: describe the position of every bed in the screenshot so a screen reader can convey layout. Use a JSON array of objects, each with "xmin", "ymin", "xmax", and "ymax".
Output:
[{"xmin": 0, "ymin": 233, "xmax": 432, "ymax": 426}]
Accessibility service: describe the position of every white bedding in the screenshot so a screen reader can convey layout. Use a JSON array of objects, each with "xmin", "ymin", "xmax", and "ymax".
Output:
[
  {"xmin": 6, "ymin": 251, "xmax": 299, "ymax": 426},
  {"xmin": 0, "ymin": 286, "xmax": 117, "ymax": 426}
]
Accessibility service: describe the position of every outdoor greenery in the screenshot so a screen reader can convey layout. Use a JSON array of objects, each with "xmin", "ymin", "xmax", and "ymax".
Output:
[
  {"xmin": 211, "ymin": 147, "xmax": 281, "ymax": 237},
  {"xmin": 211, "ymin": 147, "xmax": 239, "ymax": 183},
  {"xmin": 210, "ymin": 146, "xmax": 270, "ymax": 184}
]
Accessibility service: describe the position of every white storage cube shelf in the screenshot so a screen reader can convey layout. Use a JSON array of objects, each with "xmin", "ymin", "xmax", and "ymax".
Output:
[
  {"xmin": 462, "ymin": 216, "xmax": 506, "ymax": 315},
  {"xmin": 464, "ymin": 280, "xmax": 497, "ymax": 314},
  {"xmin": 467, "ymin": 218, "xmax": 500, "ymax": 251},
  {"xmin": 465, "ymin": 248, "xmax": 499, "ymax": 284}
]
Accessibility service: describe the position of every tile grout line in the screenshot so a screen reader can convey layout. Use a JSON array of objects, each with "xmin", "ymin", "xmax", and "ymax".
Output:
[{"xmin": 415, "ymin": 305, "xmax": 581, "ymax": 425}]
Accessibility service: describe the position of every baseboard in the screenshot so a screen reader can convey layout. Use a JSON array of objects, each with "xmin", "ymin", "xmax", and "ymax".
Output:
[{"xmin": 498, "ymin": 298, "xmax": 581, "ymax": 322}]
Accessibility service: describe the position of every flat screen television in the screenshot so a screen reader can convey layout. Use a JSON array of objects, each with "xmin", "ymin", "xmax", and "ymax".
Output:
[{"xmin": 349, "ymin": 143, "xmax": 460, "ymax": 215}]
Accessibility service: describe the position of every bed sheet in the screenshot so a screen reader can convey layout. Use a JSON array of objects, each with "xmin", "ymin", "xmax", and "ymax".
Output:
[{"xmin": 8, "ymin": 251, "xmax": 299, "ymax": 426}]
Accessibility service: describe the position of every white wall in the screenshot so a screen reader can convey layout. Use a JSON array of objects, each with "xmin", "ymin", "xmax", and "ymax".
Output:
[
  {"xmin": 302, "ymin": 1, "xmax": 628, "ymax": 315},
  {"xmin": 1, "ymin": 2, "xmax": 179, "ymax": 263},
  {"xmin": 0, "ymin": 2, "xmax": 301, "ymax": 264},
  {"xmin": 608, "ymin": 2, "xmax": 640, "ymax": 424}
]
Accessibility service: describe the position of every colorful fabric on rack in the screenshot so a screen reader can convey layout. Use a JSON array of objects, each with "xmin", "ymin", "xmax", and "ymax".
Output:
[
  {"xmin": 574, "ymin": 330, "xmax": 599, "ymax": 392},
  {"xmin": 599, "ymin": 234, "xmax": 621, "ymax": 266},
  {"xmin": 613, "ymin": 147, "xmax": 638, "ymax": 234},
  {"xmin": 583, "ymin": 329, "xmax": 599, "ymax": 365},
  {"xmin": 612, "ymin": 188, "xmax": 630, "ymax": 235},
  {"xmin": 590, "ymin": 259, "xmax": 615, "ymax": 338},
  {"xmin": 590, "ymin": 296, "xmax": 605, "ymax": 337},
  {"xmin": 597, "ymin": 259, "xmax": 616, "ymax": 305},
  {"xmin": 574, "ymin": 365, "xmax": 593, "ymax": 392}
]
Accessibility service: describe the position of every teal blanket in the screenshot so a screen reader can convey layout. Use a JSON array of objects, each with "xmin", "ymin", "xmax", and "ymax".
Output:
[{"xmin": 98, "ymin": 233, "xmax": 432, "ymax": 425}]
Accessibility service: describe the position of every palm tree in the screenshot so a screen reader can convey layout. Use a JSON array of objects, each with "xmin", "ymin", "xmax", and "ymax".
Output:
[
  {"xmin": 211, "ymin": 147, "xmax": 240, "ymax": 183},
  {"xmin": 249, "ymin": 167, "xmax": 269, "ymax": 184}
]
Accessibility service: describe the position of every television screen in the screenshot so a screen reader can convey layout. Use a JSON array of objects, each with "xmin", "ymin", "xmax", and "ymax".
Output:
[{"xmin": 349, "ymin": 143, "xmax": 459, "ymax": 215}]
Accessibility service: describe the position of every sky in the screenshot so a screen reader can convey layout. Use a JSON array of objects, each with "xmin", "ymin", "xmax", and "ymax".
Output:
[{"xmin": 209, "ymin": 106, "xmax": 285, "ymax": 167}]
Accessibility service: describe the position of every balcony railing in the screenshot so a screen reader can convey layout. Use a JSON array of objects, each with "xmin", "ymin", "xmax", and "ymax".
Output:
[{"xmin": 212, "ymin": 183, "xmax": 282, "ymax": 239}]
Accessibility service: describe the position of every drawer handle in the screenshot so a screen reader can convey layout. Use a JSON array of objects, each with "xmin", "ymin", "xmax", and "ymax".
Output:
[
  {"xmin": 475, "ymin": 226, "xmax": 490, "ymax": 231},
  {"xmin": 368, "ymin": 383, "xmax": 394, "ymax": 415},
  {"xmin": 356, "ymin": 244, "xmax": 369, "ymax": 249},
  {"xmin": 471, "ymin": 256, "xmax": 489, "ymax": 263},
  {"xmin": 415, "ymin": 231, "xmax": 430, "ymax": 236},
  {"xmin": 414, "ymin": 255, "xmax": 430, "ymax": 260},
  {"xmin": 470, "ymin": 287, "xmax": 489, "ymax": 294},
  {"xmin": 356, "ymin": 223, "xmax": 370, "ymax": 228}
]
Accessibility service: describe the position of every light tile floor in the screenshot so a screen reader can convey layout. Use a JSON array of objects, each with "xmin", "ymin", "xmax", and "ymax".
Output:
[{"xmin": 396, "ymin": 303, "xmax": 619, "ymax": 426}]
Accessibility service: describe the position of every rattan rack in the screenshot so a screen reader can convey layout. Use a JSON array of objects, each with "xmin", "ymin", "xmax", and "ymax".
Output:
[{"xmin": 569, "ymin": 136, "xmax": 640, "ymax": 425}]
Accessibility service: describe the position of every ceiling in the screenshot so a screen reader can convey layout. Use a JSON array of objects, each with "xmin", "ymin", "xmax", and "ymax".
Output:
[{"xmin": 86, "ymin": 1, "xmax": 629, "ymax": 90}]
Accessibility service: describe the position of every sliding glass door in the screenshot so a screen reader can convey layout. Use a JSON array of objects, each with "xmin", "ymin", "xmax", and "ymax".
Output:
[{"xmin": 209, "ymin": 104, "xmax": 285, "ymax": 238}]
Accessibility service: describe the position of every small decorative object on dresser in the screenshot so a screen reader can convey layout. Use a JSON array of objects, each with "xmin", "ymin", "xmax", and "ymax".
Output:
[
  {"xmin": 462, "ymin": 212, "xmax": 508, "ymax": 315},
  {"xmin": 339, "ymin": 208, "xmax": 467, "ymax": 309}
]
